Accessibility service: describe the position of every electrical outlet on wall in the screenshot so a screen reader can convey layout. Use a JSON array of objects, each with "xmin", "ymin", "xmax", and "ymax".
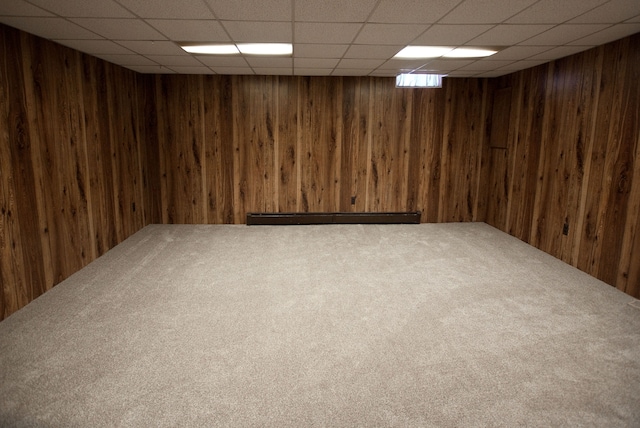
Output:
[{"xmin": 351, "ymin": 196, "xmax": 356, "ymax": 205}]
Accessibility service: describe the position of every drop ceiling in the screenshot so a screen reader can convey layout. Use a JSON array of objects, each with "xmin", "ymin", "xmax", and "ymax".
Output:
[{"xmin": 1, "ymin": 0, "xmax": 639, "ymax": 77}]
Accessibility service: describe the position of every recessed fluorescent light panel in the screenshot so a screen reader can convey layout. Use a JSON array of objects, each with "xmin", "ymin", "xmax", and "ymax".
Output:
[
  {"xmin": 394, "ymin": 46, "xmax": 453, "ymax": 58},
  {"xmin": 396, "ymin": 73, "xmax": 444, "ymax": 88},
  {"xmin": 181, "ymin": 44, "xmax": 239, "ymax": 54},
  {"xmin": 180, "ymin": 43, "xmax": 292, "ymax": 56},
  {"xmin": 238, "ymin": 43, "xmax": 292, "ymax": 55},
  {"xmin": 394, "ymin": 46, "xmax": 498, "ymax": 59},
  {"xmin": 444, "ymin": 48, "xmax": 497, "ymax": 58}
]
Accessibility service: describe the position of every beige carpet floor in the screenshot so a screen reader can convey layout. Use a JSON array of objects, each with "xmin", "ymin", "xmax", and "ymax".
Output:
[{"xmin": 1, "ymin": 223, "xmax": 639, "ymax": 427}]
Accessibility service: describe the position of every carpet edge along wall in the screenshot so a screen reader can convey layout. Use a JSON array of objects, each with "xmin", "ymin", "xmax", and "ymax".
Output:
[{"xmin": 1, "ymin": 23, "xmax": 639, "ymax": 319}]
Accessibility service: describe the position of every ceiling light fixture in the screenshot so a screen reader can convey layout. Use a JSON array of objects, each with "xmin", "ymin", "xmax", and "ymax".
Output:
[
  {"xmin": 179, "ymin": 43, "xmax": 292, "ymax": 56},
  {"xmin": 394, "ymin": 46, "xmax": 453, "ymax": 59},
  {"xmin": 443, "ymin": 48, "xmax": 497, "ymax": 58},
  {"xmin": 238, "ymin": 43, "xmax": 292, "ymax": 55},
  {"xmin": 394, "ymin": 46, "xmax": 499, "ymax": 59},
  {"xmin": 180, "ymin": 44, "xmax": 239, "ymax": 55}
]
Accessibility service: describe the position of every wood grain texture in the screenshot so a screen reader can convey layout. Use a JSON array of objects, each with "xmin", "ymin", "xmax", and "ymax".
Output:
[
  {"xmin": 407, "ymin": 87, "xmax": 446, "ymax": 222},
  {"xmin": 1, "ymin": 26, "xmax": 44, "ymax": 317},
  {"xmin": 276, "ymin": 76, "xmax": 299, "ymax": 214},
  {"xmin": 146, "ymin": 75, "xmax": 490, "ymax": 225},
  {"xmin": 81, "ymin": 56, "xmax": 116, "ymax": 256},
  {"xmin": 232, "ymin": 75, "xmax": 278, "ymax": 221},
  {"xmin": 155, "ymin": 75, "xmax": 206, "ymax": 224},
  {"xmin": 483, "ymin": 33, "xmax": 640, "ymax": 297},
  {"xmin": 298, "ymin": 77, "xmax": 343, "ymax": 212},
  {"xmin": 484, "ymin": 83, "xmax": 514, "ymax": 227},
  {"xmin": 368, "ymin": 79, "xmax": 412, "ymax": 212},
  {"xmin": 138, "ymin": 73, "xmax": 162, "ymax": 225},
  {"xmin": 440, "ymin": 78, "xmax": 488, "ymax": 222},
  {"xmin": 3, "ymin": 21, "xmax": 639, "ymax": 321},
  {"xmin": 0, "ymin": 24, "xmax": 146, "ymax": 319},
  {"xmin": 105, "ymin": 64, "xmax": 145, "ymax": 239}
]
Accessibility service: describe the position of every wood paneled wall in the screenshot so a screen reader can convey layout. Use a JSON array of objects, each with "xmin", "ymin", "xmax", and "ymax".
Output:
[
  {"xmin": 0, "ymin": 25, "xmax": 146, "ymax": 319},
  {"xmin": 144, "ymin": 75, "xmax": 490, "ymax": 224},
  {"xmin": 482, "ymin": 33, "xmax": 640, "ymax": 298},
  {"xmin": 2, "ymin": 21, "xmax": 638, "ymax": 320}
]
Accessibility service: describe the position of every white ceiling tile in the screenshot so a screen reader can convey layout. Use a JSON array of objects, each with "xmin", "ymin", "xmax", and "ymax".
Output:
[
  {"xmin": 335, "ymin": 58, "xmax": 385, "ymax": 69},
  {"xmin": 457, "ymin": 60, "xmax": 515, "ymax": 70},
  {"xmin": 294, "ymin": 23, "xmax": 361, "ymax": 44},
  {"xmin": 205, "ymin": 0, "xmax": 290, "ymax": 21},
  {"xmin": 252, "ymin": 67, "xmax": 292, "ymax": 75},
  {"xmin": 222, "ymin": 21, "xmax": 291, "ymax": 42},
  {"xmin": 331, "ymin": 69, "xmax": 375, "ymax": 76},
  {"xmin": 377, "ymin": 58, "xmax": 431, "ymax": 70},
  {"xmin": 55, "ymin": 39, "xmax": 135, "ymax": 54},
  {"xmin": 295, "ymin": 0, "xmax": 378, "ymax": 22},
  {"xmin": 209, "ymin": 66, "xmax": 255, "ymax": 75},
  {"xmin": 0, "ymin": 1, "xmax": 53, "ymax": 16},
  {"xmin": 343, "ymin": 44, "xmax": 404, "ymax": 59},
  {"xmin": 26, "ymin": 0, "xmax": 134, "ymax": 18},
  {"xmin": 440, "ymin": 0, "xmax": 538, "ymax": 24},
  {"xmin": 71, "ymin": 18, "xmax": 165, "ymax": 40},
  {"xmin": 412, "ymin": 24, "xmax": 494, "ymax": 45},
  {"xmin": 2, "ymin": 0, "xmax": 638, "ymax": 78},
  {"xmin": 145, "ymin": 55, "xmax": 203, "ymax": 66},
  {"xmin": 117, "ymin": 0, "xmax": 215, "ymax": 19},
  {"xmin": 570, "ymin": 0, "xmax": 640, "ymax": 23},
  {"xmin": 148, "ymin": 20, "xmax": 230, "ymax": 42},
  {"xmin": 195, "ymin": 56, "xmax": 249, "ymax": 67},
  {"xmin": 117, "ymin": 40, "xmax": 186, "ymax": 55},
  {"xmin": 507, "ymin": 0, "xmax": 608, "ymax": 24},
  {"xmin": 294, "ymin": 44, "xmax": 349, "ymax": 58},
  {"xmin": 469, "ymin": 24, "xmax": 554, "ymax": 45},
  {"xmin": 419, "ymin": 58, "xmax": 477, "ymax": 71},
  {"xmin": 168, "ymin": 66, "xmax": 215, "ymax": 74},
  {"xmin": 294, "ymin": 58, "xmax": 340, "ymax": 68},
  {"xmin": 369, "ymin": 70, "xmax": 397, "ymax": 76},
  {"xmin": 489, "ymin": 45, "xmax": 552, "ymax": 60},
  {"xmin": 519, "ymin": 24, "xmax": 610, "ymax": 45},
  {"xmin": 0, "ymin": 17, "xmax": 103, "ymax": 39},
  {"xmin": 526, "ymin": 45, "xmax": 593, "ymax": 61},
  {"xmin": 369, "ymin": 0, "xmax": 462, "ymax": 24},
  {"xmin": 124, "ymin": 65, "xmax": 174, "ymax": 73},
  {"xmin": 354, "ymin": 23, "xmax": 428, "ymax": 45},
  {"xmin": 245, "ymin": 57, "xmax": 292, "ymax": 68},
  {"xmin": 95, "ymin": 54, "xmax": 157, "ymax": 66},
  {"xmin": 294, "ymin": 68, "xmax": 334, "ymax": 76},
  {"xmin": 568, "ymin": 23, "xmax": 640, "ymax": 45}
]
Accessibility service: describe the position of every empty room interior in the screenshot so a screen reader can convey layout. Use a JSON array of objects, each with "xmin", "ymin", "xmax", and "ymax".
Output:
[{"xmin": 1, "ymin": 0, "xmax": 640, "ymax": 426}]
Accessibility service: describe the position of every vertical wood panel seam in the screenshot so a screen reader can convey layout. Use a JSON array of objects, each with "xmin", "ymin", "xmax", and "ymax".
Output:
[
  {"xmin": 401, "ymin": 89, "xmax": 413, "ymax": 212},
  {"xmin": 504, "ymin": 78, "xmax": 521, "ymax": 230},
  {"xmin": 474, "ymin": 80, "xmax": 489, "ymax": 222},
  {"xmin": 530, "ymin": 62, "xmax": 554, "ymax": 246},
  {"xmin": 20, "ymin": 35, "xmax": 54, "ymax": 292},
  {"xmin": 364, "ymin": 78, "xmax": 374, "ymax": 211},
  {"xmin": 274, "ymin": 77, "xmax": 280, "ymax": 213},
  {"xmin": 77, "ymin": 58, "xmax": 97, "ymax": 261},
  {"xmin": 572, "ymin": 47, "xmax": 604, "ymax": 265},
  {"xmin": 199, "ymin": 76, "xmax": 207, "ymax": 223},
  {"xmin": 335, "ymin": 78, "xmax": 343, "ymax": 211},
  {"xmin": 296, "ymin": 77, "xmax": 302, "ymax": 212},
  {"xmin": 438, "ymin": 83, "xmax": 452, "ymax": 222}
]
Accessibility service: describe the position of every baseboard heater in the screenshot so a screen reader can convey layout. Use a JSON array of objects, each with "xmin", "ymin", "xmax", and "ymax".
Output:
[{"xmin": 246, "ymin": 211, "xmax": 421, "ymax": 225}]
